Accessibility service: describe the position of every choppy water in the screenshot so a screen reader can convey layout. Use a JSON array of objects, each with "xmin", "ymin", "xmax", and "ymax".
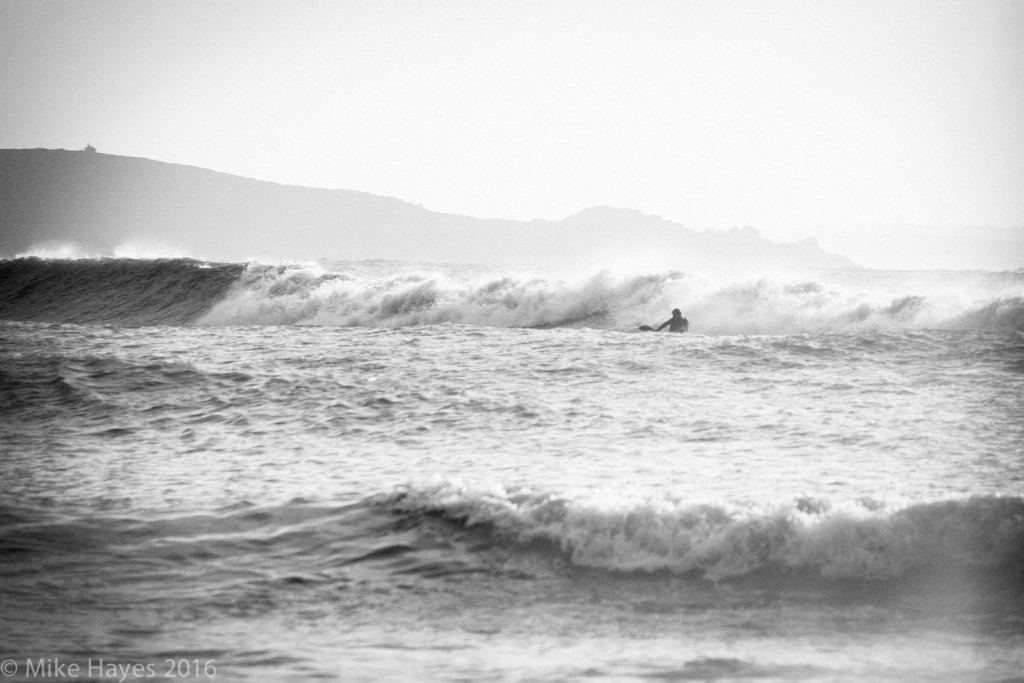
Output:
[{"xmin": 1, "ymin": 258, "xmax": 1023, "ymax": 682}]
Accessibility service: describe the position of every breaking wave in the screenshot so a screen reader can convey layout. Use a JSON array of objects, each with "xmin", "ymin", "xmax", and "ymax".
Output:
[
  {"xmin": 376, "ymin": 483, "xmax": 1024, "ymax": 584},
  {"xmin": 1, "ymin": 257, "xmax": 1022, "ymax": 333},
  {"xmin": 7, "ymin": 485, "xmax": 1020, "ymax": 594}
]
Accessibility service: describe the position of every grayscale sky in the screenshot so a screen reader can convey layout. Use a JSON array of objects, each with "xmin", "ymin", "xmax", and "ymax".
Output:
[{"xmin": 2, "ymin": 0, "xmax": 1022, "ymax": 267}]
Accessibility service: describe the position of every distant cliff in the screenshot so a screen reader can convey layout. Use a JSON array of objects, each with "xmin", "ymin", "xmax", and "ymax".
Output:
[{"xmin": 0, "ymin": 149, "xmax": 856, "ymax": 268}]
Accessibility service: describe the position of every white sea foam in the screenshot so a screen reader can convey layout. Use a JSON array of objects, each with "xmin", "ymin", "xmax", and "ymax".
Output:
[{"xmin": 196, "ymin": 261, "xmax": 1024, "ymax": 333}]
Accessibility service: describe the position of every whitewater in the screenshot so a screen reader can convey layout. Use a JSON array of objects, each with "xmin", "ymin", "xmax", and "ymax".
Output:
[{"xmin": 1, "ymin": 256, "xmax": 1023, "ymax": 682}]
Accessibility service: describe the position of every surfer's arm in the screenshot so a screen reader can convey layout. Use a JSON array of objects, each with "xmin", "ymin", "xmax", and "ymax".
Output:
[{"xmin": 656, "ymin": 319, "xmax": 671, "ymax": 331}]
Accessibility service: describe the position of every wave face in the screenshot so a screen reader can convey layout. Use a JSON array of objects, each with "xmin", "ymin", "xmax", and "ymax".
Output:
[
  {"xmin": 0, "ymin": 257, "xmax": 245, "ymax": 326},
  {"xmin": 2, "ymin": 257, "xmax": 1022, "ymax": 332},
  {"xmin": 375, "ymin": 484, "xmax": 1024, "ymax": 586}
]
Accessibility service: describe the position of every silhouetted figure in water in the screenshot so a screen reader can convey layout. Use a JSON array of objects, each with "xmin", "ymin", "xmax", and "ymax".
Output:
[{"xmin": 657, "ymin": 309, "xmax": 689, "ymax": 332}]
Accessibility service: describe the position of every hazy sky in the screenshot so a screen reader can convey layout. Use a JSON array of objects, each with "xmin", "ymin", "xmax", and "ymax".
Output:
[{"xmin": 2, "ymin": 0, "xmax": 1022, "ymax": 267}]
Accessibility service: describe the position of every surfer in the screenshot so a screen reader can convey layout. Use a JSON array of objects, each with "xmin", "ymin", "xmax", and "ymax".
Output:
[{"xmin": 657, "ymin": 309, "xmax": 688, "ymax": 332}]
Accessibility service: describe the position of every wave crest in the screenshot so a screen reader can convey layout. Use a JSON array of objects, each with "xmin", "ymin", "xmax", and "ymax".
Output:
[{"xmin": 377, "ymin": 484, "xmax": 1024, "ymax": 582}]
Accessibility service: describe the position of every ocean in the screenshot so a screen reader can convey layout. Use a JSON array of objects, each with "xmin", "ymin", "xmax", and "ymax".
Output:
[{"xmin": 1, "ymin": 256, "xmax": 1022, "ymax": 682}]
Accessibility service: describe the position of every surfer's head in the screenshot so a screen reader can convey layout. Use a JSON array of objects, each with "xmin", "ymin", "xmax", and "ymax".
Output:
[{"xmin": 672, "ymin": 308, "xmax": 681, "ymax": 317}]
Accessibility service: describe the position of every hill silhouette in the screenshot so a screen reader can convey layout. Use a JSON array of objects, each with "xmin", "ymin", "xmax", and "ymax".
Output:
[{"xmin": 0, "ymin": 149, "xmax": 855, "ymax": 268}]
